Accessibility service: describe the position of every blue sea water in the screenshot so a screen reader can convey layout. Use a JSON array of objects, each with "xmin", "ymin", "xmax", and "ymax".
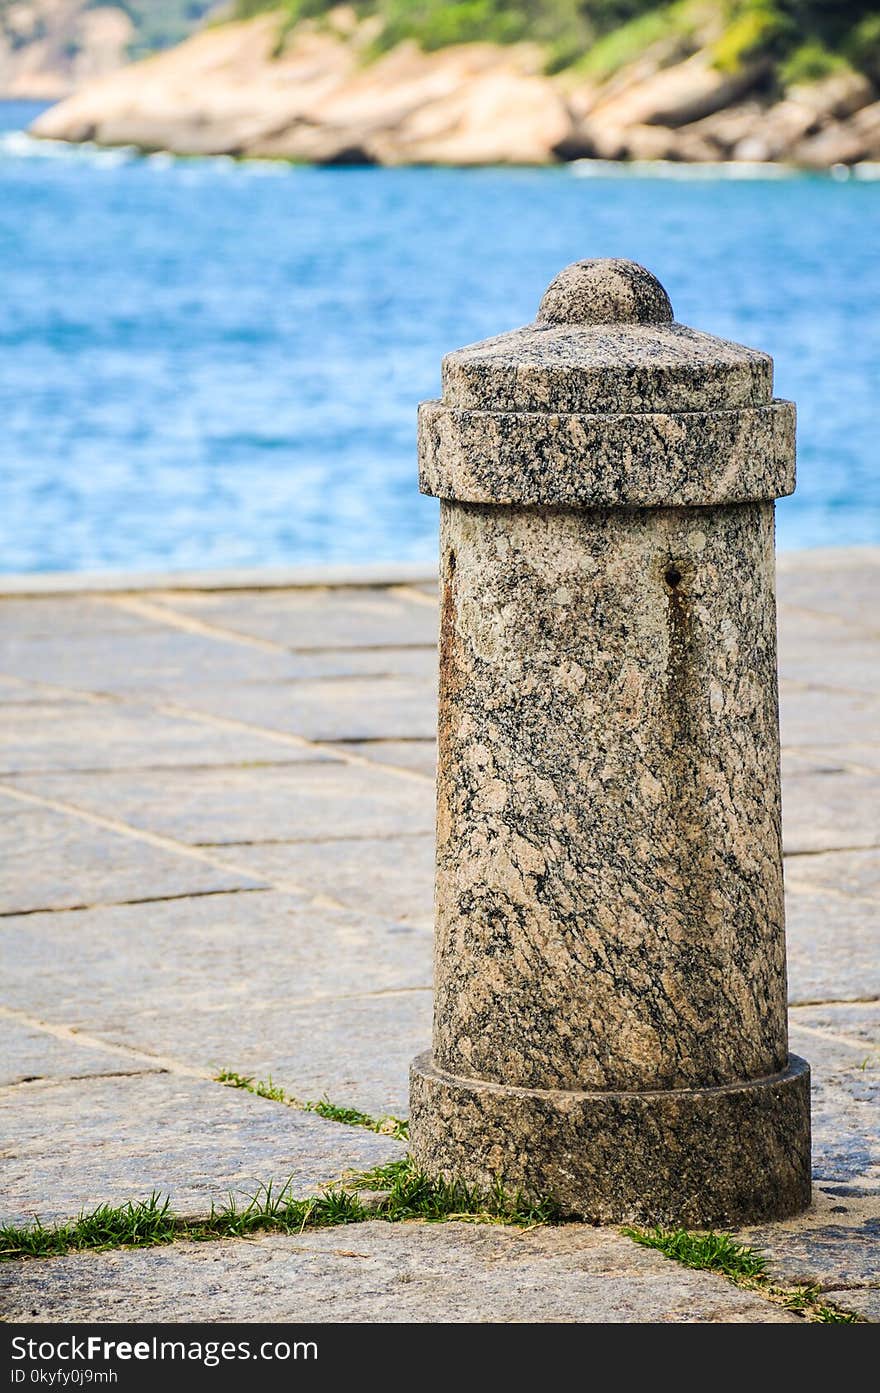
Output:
[{"xmin": 1, "ymin": 99, "xmax": 878, "ymax": 573}]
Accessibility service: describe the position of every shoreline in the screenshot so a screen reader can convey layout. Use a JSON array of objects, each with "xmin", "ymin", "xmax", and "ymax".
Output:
[
  {"xmin": 1, "ymin": 546, "xmax": 877, "ymax": 597},
  {"xmin": 5, "ymin": 127, "xmax": 880, "ymax": 179}
]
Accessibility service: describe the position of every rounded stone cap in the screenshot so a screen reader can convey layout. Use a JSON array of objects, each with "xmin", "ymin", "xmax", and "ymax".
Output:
[
  {"xmin": 439, "ymin": 259, "xmax": 775, "ymax": 415},
  {"xmin": 537, "ymin": 259, "xmax": 673, "ymax": 326}
]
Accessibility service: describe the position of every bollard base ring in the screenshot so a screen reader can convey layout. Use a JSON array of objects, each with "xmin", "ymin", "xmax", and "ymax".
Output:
[{"xmin": 409, "ymin": 1052, "xmax": 811, "ymax": 1226}]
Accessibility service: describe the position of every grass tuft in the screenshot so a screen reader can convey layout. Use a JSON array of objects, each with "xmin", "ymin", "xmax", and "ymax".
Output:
[
  {"xmin": 624, "ymin": 1223, "xmax": 863, "ymax": 1323},
  {"xmin": 214, "ymin": 1069, "xmax": 409, "ymax": 1141},
  {"xmin": 0, "ymin": 1158, "xmax": 557, "ymax": 1263},
  {"xmin": 2, "ymin": 1168, "xmax": 864, "ymax": 1325},
  {"xmin": 624, "ymin": 1224, "xmax": 767, "ymax": 1278},
  {"xmin": 0, "ymin": 1194, "xmax": 177, "ymax": 1260}
]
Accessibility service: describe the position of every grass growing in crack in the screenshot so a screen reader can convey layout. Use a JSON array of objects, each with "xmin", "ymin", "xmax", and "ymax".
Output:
[
  {"xmin": 0, "ymin": 1159, "xmax": 558, "ymax": 1262},
  {"xmin": 624, "ymin": 1225, "xmax": 862, "ymax": 1324},
  {"xmin": 0, "ymin": 1195, "xmax": 178, "ymax": 1260},
  {"xmin": 781, "ymin": 1284, "xmax": 860, "ymax": 1323},
  {"xmin": 214, "ymin": 1069, "xmax": 409, "ymax": 1141},
  {"xmin": 624, "ymin": 1226, "xmax": 767, "ymax": 1279},
  {"xmin": 309, "ymin": 1098, "xmax": 407, "ymax": 1139},
  {"xmin": 2, "ymin": 1178, "xmax": 862, "ymax": 1324},
  {"xmin": 215, "ymin": 1070, "xmax": 287, "ymax": 1104}
]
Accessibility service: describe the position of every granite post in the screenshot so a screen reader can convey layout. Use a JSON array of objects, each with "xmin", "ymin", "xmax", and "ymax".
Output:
[{"xmin": 409, "ymin": 259, "xmax": 812, "ymax": 1226}]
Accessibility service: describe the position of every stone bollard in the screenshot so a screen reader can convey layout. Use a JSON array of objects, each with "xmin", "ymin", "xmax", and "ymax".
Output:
[{"xmin": 409, "ymin": 259, "xmax": 811, "ymax": 1227}]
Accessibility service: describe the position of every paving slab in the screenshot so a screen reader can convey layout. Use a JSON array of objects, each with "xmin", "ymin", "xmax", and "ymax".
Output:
[
  {"xmin": 0, "ymin": 1016, "xmax": 153, "ymax": 1087},
  {"xmin": 736, "ymin": 1184, "xmax": 880, "ymax": 1319},
  {"xmin": 781, "ymin": 770, "xmax": 880, "ymax": 853},
  {"xmin": 8, "ymin": 763, "xmax": 435, "ymax": 846},
  {"xmin": 0, "ymin": 1073, "xmax": 403, "ymax": 1228},
  {"xmin": 0, "ymin": 701, "xmax": 327, "ymax": 775},
  {"xmin": 784, "ymin": 846, "xmax": 880, "ymax": 900},
  {"xmin": 776, "ymin": 550, "xmax": 880, "ymax": 631},
  {"xmin": 792, "ymin": 1001, "xmax": 880, "ymax": 1048},
  {"xmin": 167, "ymin": 676, "xmax": 437, "ymax": 742},
  {"xmin": 0, "ymin": 597, "xmax": 168, "ymax": 640},
  {"xmin": 744, "ymin": 1215, "xmax": 880, "ymax": 1292},
  {"xmin": 777, "ymin": 604, "xmax": 880, "ymax": 695},
  {"xmin": 150, "ymin": 588, "xmax": 438, "ymax": 650},
  {"xmin": 328, "ymin": 740, "xmax": 438, "ymax": 777},
  {"xmin": 823, "ymin": 1287, "xmax": 880, "ymax": 1320},
  {"xmin": 0, "ymin": 1221, "xmax": 798, "ymax": 1324},
  {"xmin": 789, "ymin": 1008, "xmax": 880, "ymax": 1197},
  {"xmin": 155, "ymin": 645, "xmax": 438, "ymax": 692},
  {"xmin": 0, "ymin": 557, "xmax": 878, "ymax": 1325},
  {"xmin": 2, "ymin": 893, "xmax": 432, "ymax": 1028},
  {"xmin": 78, "ymin": 991, "xmax": 432, "ymax": 1121},
  {"xmin": 223, "ymin": 835, "xmax": 435, "ymax": 924},
  {"xmin": 0, "ymin": 676, "xmax": 88, "ymax": 707},
  {"xmin": 199, "ymin": 990, "xmax": 433, "ymax": 1120},
  {"xmin": 785, "ymin": 884, "xmax": 880, "ymax": 1004},
  {"xmin": 0, "ymin": 798, "xmax": 263, "ymax": 915},
  {"xmin": 0, "ymin": 630, "xmax": 307, "ymax": 696},
  {"xmin": 778, "ymin": 685, "xmax": 880, "ymax": 750}
]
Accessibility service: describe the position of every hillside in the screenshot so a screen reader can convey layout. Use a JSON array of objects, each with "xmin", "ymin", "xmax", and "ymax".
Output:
[
  {"xmin": 0, "ymin": 1, "xmax": 218, "ymax": 98},
  {"xmin": 26, "ymin": 1, "xmax": 880, "ymax": 164}
]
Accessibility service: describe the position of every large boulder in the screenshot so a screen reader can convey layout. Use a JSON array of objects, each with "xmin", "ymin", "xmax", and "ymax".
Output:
[
  {"xmin": 32, "ymin": 17, "xmax": 569, "ymax": 165},
  {"xmin": 27, "ymin": 9, "xmax": 880, "ymax": 169},
  {"xmin": 731, "ymin": 69, "xmax": 875, "ymax": 162},
  {"xmin": 792, "ymin": 99, "xmax": 880, "ymax": 167},
  {"xmin": 584, "ymin": 51, "xmax": 767, "ymax": 131}
]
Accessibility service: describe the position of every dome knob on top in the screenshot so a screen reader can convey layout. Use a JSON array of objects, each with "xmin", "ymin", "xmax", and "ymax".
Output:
[{"xmin": 537, "ymin": 258, "xmax": 674, "ymax": 326}]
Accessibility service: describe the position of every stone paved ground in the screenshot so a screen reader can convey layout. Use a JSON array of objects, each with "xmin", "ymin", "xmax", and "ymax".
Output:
[{"xmin": 0, "ymin": 548, "xmax": 878, "ymax": 1323}]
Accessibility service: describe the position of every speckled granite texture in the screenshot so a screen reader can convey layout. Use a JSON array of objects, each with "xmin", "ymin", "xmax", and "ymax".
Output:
[
  {"xmin": 440, "ymin": 322, "xmax": 774, "ymax": 415},
  {"xmin": 430, "ymin": 500, "xmax": 788, "ymax": 1094},
  {"xmin": 411, "ymin": 259, "xmax": 810, "ymax": 1223},
  {"xmin": 537, "ymin": 259, "xmax": 674, "ymax": 327},
  {"xmin": 411, "ymin": 1053, "xmax": 812, "ymax": 1227},
  {"xmin": 418, "ymin": 402, "xmax": 796, "ymax": 507}
]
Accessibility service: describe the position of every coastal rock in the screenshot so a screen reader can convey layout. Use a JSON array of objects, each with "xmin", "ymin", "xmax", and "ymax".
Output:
[
  {"xmin": 32, "ymin": 18, "xmax": 569, "ymax": 166},
  {"xmin": 585, "ymin": 51, "xmax": 767, "ymax": 131},
  {"xmin": 27, "ymin": 8, "xmax": 880, "ymax": 168},
  {"xmin": 0, "ymin": 0, "xmax": 134, "ymax": 99},
  {"xmin": 791, "ymin": 100, "xmax": 880, "ymax": 168},
  {"xmin": 731, "ymin": 70, "xmax": 875, "ymax": 162}
]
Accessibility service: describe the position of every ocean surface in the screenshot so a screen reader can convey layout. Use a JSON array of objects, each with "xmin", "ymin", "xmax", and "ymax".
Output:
[{"xmin": 2, "ymin": 99, "xmax": 879, "ymax": 573}]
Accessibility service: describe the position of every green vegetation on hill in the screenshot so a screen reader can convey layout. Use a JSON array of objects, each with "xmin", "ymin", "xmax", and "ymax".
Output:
[{"xmin": 231, "ymin": 0, "xmax": 880, "ymax": 85}]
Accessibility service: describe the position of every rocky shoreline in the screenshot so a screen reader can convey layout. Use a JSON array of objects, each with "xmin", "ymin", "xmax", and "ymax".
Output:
[{"xmin": 30, "ymin": 11, "xmax": 880, "ymax": 168}]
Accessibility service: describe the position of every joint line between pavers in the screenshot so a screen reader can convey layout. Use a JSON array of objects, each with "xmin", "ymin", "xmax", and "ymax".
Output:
[
  {"xmin": 781, "ymin": 677, "xmax": 880, "ymax": 702},
  {"xmin": 785, "ymin": 843, "xmax": 880, "ymax": 861},
  {"xmin": 777, "ymin": 600, "xmax": 880, "ymax": 642},
  {"xmin": 5, "ymin": 1067, "xmax": 168, "ymax": 1090},
  {"xmin": 788, "ymin": 1018, "xmax": 880, "ymax": 1053},
  {"xmin": 0, "ymin": 672, "xmax": 113, "ymax": 706},
  {"xmin": 0, "ymin": 759, "xmax": 327, "ymax": 779},
  {"xmin": 385, "ymin": 584, "xmax": 439, "ymax": 609},
  {"xmin": 157, "ymin": 699, "xmax": 435, "ymax": 786},
  {"xmin": 104, "ymin": 595, "xmax": 295, "ymax": 654},
  {"xmin": 0, "ymin": 780, "xmax": 347, "ymax": 911},
  {"xmin": 0, "ymin": 885, "xmax": 271, "ymax": 921},
  {"xmin": 788, "ymin": 994, "xmax": 880, "ymax": 1009},
  {"xmin": 0, "ymin": 1004, "xmax": 215, "ymax": 1081},
  {"xmin": 105, "ymin": 594, "xmax": 439, "ymax": 660},
  {"xmin": 192, "ymin": 830, "xmax": 434, "ymax": 847}
]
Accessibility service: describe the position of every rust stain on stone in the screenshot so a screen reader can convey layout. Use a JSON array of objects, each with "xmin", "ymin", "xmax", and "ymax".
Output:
[{"xmin": 436, "ymin": 545, "xmax": 459, "ymax": 850}]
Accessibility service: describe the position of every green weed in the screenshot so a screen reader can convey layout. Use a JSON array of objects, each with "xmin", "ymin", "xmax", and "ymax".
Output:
[{"xmin": 214, "ymin": 1069, "xmax": 409, "ymax": 1140}]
